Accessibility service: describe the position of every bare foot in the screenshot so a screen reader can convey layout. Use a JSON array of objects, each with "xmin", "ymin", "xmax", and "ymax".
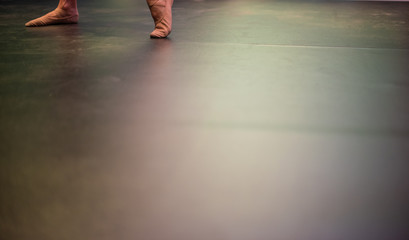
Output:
[{"xmin": 25, "ymin": 7, "xmax": 79, "ymax": 27}]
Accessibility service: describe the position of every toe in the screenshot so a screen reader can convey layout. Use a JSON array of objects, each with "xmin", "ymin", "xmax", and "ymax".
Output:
[
  {"xmin": 25, "ymin": 21, "xmax": 34, "ymax": 27},
  {"xmin": 150, "ymin": 29, "xmax": 168, "ymax": 38}
]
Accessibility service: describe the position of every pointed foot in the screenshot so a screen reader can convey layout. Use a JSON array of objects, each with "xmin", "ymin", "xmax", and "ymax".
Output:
[{"xmin": 25, "ymin": 8, "xmax": 79, "ymax": 27}]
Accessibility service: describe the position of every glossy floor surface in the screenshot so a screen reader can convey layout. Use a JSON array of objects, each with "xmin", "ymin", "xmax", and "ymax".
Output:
[{"xmin": 1, "ymin": 0, "xmax": 409, "ymax": 239}]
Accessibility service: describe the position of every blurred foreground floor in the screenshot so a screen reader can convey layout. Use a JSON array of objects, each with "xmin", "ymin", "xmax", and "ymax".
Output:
[{"xmin": 1, "ymin": 0, "xmax": 409, "ymax": 239}]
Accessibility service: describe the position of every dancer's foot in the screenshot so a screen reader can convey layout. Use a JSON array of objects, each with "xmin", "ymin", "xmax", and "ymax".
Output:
[
  {"xmin": 25, "ymin": 7, "xmax": 78, "ymax": 27},
  {"xmin": 147, "ymin": 0, "xmax": 173, "ymax": 38}
]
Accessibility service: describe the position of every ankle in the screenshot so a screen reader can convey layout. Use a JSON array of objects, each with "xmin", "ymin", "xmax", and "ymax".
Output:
[
  {"xmin": 57, "ymin": 6, "xmax": 78, "ymax": 16},
  {"xmin": 58, "ymin": 1, "xmax": 77, "ymax": 13}
]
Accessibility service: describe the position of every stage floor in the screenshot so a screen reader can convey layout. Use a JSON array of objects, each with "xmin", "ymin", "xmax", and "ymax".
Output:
[{"xmin": 1, "ymin": 0, "xmax": 409, "ymax": 239}]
